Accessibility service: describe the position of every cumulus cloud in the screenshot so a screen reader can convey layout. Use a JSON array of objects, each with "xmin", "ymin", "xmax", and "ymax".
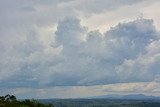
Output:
[
  {"xmin": 1, "ymin": 16, "xmax": 160, "ymax": 89},
  {"xmin": 116, "ymin": 39, "xmax": 160, "ymax": 83},
  {"xmin": 1, "ymin": 1, "xmax": 160, "ymax": 100},
  {"xmin": 54, "ymin": 17, "xmax": 87, "ymax": 49},
  {"xmin": 51, "ymin": 17, "xmax": 160, "ymax": 86}
]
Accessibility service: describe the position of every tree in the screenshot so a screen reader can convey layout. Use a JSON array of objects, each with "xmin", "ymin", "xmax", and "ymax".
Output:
[
  {"xmin": 9, "ymin": 95, "xmax": 17, "ymax": 102},
  {"xmin": 4, "ymin": 94, "xmax": 17, "ymax": 102}
]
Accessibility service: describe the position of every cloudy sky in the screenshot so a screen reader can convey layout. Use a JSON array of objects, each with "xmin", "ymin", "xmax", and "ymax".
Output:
[{"xmin": 0, "ymin": 0, "xmax": 160, "ymax": 99}]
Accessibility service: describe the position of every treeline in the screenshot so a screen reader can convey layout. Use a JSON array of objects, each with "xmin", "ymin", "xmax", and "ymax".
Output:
[
  {"xmin": 0, "ymin": 94, "xmax": 54, "ymax": 107},
  {"xmin": 50, "ymin": 99, "xmax": 160, "ymax": 107}
]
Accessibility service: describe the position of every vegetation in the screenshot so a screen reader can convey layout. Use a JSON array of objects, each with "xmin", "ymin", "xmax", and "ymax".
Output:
[
  {"xmin": 40, "ymin": 99, "xmax": 160, "ymax": 107},
  {"xmin": 0, "ymin": 94, "xmax": 54, "ymax": 107},
  {"xmin": 1, "ymin": 95, "xmax": 160, "ymax": 107}
]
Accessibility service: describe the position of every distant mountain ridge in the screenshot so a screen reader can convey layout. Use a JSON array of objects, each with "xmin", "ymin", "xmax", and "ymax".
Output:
[{"xmin": 89, "ymin": 94, "xmax": 160, "ymax": 100}]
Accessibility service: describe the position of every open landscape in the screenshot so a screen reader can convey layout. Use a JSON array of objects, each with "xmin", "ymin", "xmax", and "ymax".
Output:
[
  {"xmin": 1, "ymin": 94, "xmax": 160, "ymax": 107},
  {"xmin": 40, "ymin": 99, "xmax": 160, "ymax": 107},
  {"xmin": 39, "ymin": 94, "xmax": 160, "ymax": 107},
  {"xmin": 1, "ymin": 0, "xmax": 160, "ymax": 107}
]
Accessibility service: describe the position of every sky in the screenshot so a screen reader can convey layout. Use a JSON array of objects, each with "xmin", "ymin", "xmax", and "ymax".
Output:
[{"xmin": 0, "ymin": 0, "xmax": 160, "ymax": 99}]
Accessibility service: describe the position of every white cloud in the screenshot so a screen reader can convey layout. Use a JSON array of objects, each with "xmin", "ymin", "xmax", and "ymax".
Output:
[
  {"xmin": 1, "ymin": 17, "xmax": 160, "ymax": 88},
  {"xmin": 0, "ymin": 0, "xmax": 160, "ymax": 98}
]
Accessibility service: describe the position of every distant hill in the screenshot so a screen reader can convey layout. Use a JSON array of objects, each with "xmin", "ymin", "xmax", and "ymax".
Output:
[
  {"xmin": 89, "ymin": 94, "xmax": 123, "ymax": 99},
  {"xmin": 39, "ymin": 97, "xmax": 160, "ymax": 107},
  {"xmin": 89, "ymin": 94, "xmax": 160, "ymax": 100}
]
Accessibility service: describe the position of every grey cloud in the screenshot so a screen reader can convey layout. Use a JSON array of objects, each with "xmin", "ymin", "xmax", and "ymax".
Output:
[
  {"xmin": 104, "ymin": 19, "xmax": 157, "ymax": 62},
  {"xmin": 116, "ymin": 39, "xmax": 160, "ymax": 83},
  {"xmin": 19, "ymin": 6, "xmax": 36, "ymax": 12},
  {"xmin": 0, "ymin": 0, "xmax": 77, "ymax": 31},
  {"xmin": 0, "ymin": 17, "xmax": 160, "ymax": 88},
  {"xmin": 45, "ymin": 17, "xmax": 160, "ymax": 86},
  {"xmin": 68, "ymin": 0, "xmax": 144, "ymax": 14},
  {"xmin": 54, "ymin": 17, "xmax": 87, "ymax": 48}
]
